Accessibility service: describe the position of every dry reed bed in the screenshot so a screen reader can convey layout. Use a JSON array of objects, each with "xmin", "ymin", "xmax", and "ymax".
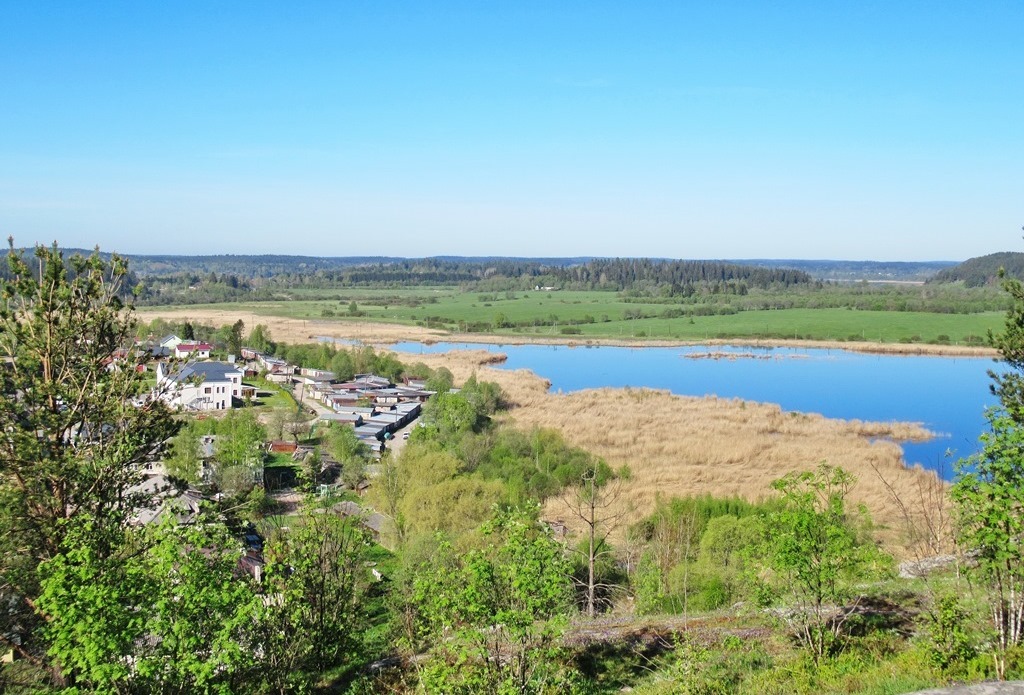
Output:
[
  {"xmin": 136, "ymin": 309, "xmax": 451, "ymax": 345},
  {"xmin": 396, "ymin": 349, "xmax": 947, "ymax": 553}
]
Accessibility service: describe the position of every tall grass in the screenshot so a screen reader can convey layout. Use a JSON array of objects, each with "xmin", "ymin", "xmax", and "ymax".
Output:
[{"xmin": 397, "ymin": 350, "xmax": 947, "ymax": 555}]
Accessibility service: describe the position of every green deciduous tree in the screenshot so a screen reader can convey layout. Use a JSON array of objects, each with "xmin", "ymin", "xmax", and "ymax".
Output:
[
  {"xmin": 420, "ymin": 391, "xmax": 479, "ymax": 440},
  {"xmin": 0, "ymin": 243, "xmax": 179, "ymax": 674},
  {"xmin": 424, "ymin": 366, "xmax": 454, "ymax": 393},
  {"xmin": 766, "ymin": 464, "xmax": 888, "ymax": 663},
  {"xmin": 988, "ymin": 267, "xmax": 1024, "ymax": 423},
  {"xmin": 412, "ymin": 509, "xmax": 577, "ymax": 694},
  {"xmin": 325, "ymin": 423, "xmax": 371, "ymax": 490},
  {"xmin": 951, "ymin": 408, "xmax": 1024, "ymax": 679},
  {"xmin": 213, "ymin": 408, "xmax": 266, "ymax": 495},
  {"xmin": 165, "ymin": 419, "xmax": 204, "ymax": 483},
  {"xmin": 246, "ymin": 323, "xmax": 274, "ymax": 353},
  {"xmin": 253, "ymin": 509, "xmax": 373, "ymax": 693},
  {"xmin": 949, "ymin": 252, "xmax": 1024, "ymax": 679},
  {"xmin": 38, "ymin": 514, "xmax": 257, "ymax": 692}
]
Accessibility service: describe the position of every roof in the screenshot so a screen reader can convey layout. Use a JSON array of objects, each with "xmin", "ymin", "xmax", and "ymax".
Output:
[
  {"xmin": 164, "ymin": 361, "xmax": 242, "ymax": 384},
  {"xmin": 177, "ymin": 342, "xmax": 213, "ymax": 351},
  {"xmin": 319, "ymin": 413, "xmax": 363, "ymax": 425}
]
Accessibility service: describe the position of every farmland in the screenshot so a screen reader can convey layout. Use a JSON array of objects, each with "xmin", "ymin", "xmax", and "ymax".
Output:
[{"xmin": 145, "ymin": 288, "xmax": 1004, "ymax": 347}]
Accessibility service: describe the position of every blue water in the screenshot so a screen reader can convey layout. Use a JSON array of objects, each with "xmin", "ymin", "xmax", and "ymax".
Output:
[{"xmin": 388, "ymin": 341, "xmax": 1002, "ymax": 479}]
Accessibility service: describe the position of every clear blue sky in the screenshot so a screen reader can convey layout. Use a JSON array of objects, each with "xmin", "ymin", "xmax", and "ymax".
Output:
[{"xmin": 1, "ymin": 1, "xmax": 1021, "ymax": 260}]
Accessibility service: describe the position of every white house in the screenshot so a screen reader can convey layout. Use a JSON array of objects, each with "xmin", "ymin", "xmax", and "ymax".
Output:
[
  {"xmin": 159, "ymin": 334, "xmax": 183, "ymax": 350},
  {"xmin": 174, "ymin": 342, "xmax": 213, "ymax": 360},
  {"xmin": 157, "ymin": 361, "xmax": 244, "ymax": 411}
]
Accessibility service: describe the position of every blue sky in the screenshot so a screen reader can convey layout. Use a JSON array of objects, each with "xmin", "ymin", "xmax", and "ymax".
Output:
[{"xmin": 1, "ymin": 1, "xmax": 1021, "ymax": 260}]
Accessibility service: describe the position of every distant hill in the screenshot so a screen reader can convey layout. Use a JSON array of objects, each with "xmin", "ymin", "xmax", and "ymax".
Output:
[
  {"xmin": 928, "ymin": 252, "xmax": 1024, "ymax": 287},
  {"xmin": 23, "ymin": 250, "xmax": 953, "ymax": 280},
  {"xmin": 28, "ymin": 251, "xmax": 599, "ymax": 278},
  {"xmin": 8, "ymin": 248, "xmax": 960, "ymax": 285},
  {"xmin": 733, "ymin": 259, "xmax": 958, "ymax": 283}
]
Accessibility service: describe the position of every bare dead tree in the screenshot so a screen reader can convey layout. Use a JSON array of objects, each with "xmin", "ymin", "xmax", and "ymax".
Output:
[
  {"xmin": 869, "ymin": 459, "xmax": 955, "ymax": 563},
  {"xmin": 560, "ymin": 467, "xmax": 632, "ymax": 618}
]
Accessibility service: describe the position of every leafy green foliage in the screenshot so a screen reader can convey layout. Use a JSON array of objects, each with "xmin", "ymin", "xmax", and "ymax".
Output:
[
  {"xmin": 246, "ymin": 323, "xmax": 275, "ymax": 353},
  {"xmin": 473, "ymin": 427, "xmax": 608, "ymax": 505},
  {"xmin": 253, "ymin": 509, "xmax": 374, "ymax": 693},
  {"xmin": 39, "ymin": 515, "xmax": 256, "ymax": 692},
  {"xmin": 989, "ymin": 269, "xmax": 1024, "ymax": 423},
  {"xmin": 632, "ymin": 495, "xmax": 771, "ymax": 614},
  {"xmin": 325, "ymin": 422, "xmax": 371, "ymax": 489},
  {"xmin": 765, "ymin": 464, "xmax": 891, "ymax": 663},
  {"xmin": 924, "ymin": 595, "xmax": 978, "ymax": 675},
  {"xmin": 411, "ymin": 509, "xmax": 580, "ymax": 694},
  {"xmin": 418, "ymin": 390, "xmax": 479, "ymax": 439},
  {"xmin": 952, "ymin": 408, "xmax": 1024, "ymax": 678},
  {"xmin": 164, "ymin": 410, "xmax": 266, "ymax": 496},
  {"xmin": 0, "ymin": 243, "xmax": 179, "ymax": 673}
]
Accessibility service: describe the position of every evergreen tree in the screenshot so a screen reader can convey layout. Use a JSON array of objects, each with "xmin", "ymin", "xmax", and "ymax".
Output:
[{"xmin": 0, "ymin": 242, "xmax": 178, "ymax": 679}]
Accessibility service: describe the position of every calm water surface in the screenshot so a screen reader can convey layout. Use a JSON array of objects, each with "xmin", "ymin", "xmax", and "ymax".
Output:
[{"xmin": 389, "ymin": 341, "xmax": 1001, "ymax": 479}]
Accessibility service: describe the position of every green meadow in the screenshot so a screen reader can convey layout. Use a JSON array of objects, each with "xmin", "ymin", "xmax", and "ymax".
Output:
[{"xmin": 157, "ymin": 287, "xmax": 1004, "ymax": 345}]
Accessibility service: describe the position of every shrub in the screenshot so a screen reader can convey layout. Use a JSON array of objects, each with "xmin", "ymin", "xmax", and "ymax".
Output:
[{"xmin": 924, "ymin": 595, "xmax": 977, "ymax": 674}]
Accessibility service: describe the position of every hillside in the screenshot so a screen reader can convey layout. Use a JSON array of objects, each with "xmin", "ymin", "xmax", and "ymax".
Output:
[
  {"xmin": 737, "ymin": 259, "xmax": 957, "ymax": 282},
  {"xmin": 928, "ymin": 252, "xmax": 1024, "ymax": 287}
]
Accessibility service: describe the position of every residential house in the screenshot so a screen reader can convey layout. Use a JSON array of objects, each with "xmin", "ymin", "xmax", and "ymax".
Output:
[
  {"xmin": 240, "ymin": 347, "xmax": 262, "ymax": 361},
  {"xmin": 159, "ymin": 334, "xmax": 183, "ymax": 350},
  {"xmin": 174, "ymin": 342, "xmax": 213, "ymax": 360},
  {"xmin": 157, "ymin": 361, "xmax": 244, "ymax": 411},
  {"xmin": 300, "ymin": 367, "xmax": 335, "ymax": 381}
]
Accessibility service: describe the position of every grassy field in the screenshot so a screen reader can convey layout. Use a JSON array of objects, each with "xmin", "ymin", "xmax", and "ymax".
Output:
[{"xmin": 151, "ymin": 289, "xmax": 1003, "ymax": 345}]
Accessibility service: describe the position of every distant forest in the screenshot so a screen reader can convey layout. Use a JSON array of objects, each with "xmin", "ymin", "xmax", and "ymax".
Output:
[
  {"xmin": 13, "ymin": 251, "xmax": 822, "ymax": 306},
  {"xmin": 2, "ymin": 247, "xmax": 999, "ymax": 308},
  {"xmin": 927, "ymin": 252, "xmax": 1024, "ymax": 287}
]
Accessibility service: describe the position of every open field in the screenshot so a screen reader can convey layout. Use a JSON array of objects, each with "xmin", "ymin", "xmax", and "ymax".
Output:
[
  {"xmin": 139, "ymin": 291, "xmax": 1003, "ymax": 346},
  {"xmin": 137, "ymin": 306, "xmax": 998, "ymax": 357}
]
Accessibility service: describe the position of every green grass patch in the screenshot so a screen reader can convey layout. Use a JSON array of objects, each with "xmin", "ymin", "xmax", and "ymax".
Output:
[{"xmin": 153, "ymin": 294, "xmax": 1003, "ymax": 345}]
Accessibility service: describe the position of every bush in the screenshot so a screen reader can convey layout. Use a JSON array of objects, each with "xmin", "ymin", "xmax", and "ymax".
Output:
[{"xmin": 925, "ymin": 595, "xmax": 977, "ymax": 674}]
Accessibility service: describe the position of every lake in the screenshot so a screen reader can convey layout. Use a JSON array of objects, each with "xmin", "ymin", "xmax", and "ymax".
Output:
[{"xmin": 387, "ymin": 341, "xmax": 1002, "ymax": 479}]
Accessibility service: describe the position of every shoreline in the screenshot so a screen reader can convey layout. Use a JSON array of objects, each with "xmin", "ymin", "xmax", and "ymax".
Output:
[
  {"xmin": 137, "ymin": 309, "xmax": 998, "ymax": 358},
  {"xmin": 390, "ymin": 332, "xmax": 998, "ymax": 358}
]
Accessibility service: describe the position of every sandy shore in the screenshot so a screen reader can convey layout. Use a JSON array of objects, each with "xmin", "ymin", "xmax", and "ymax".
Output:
[
  {"xmin": 140, "ymin": 308, "xmax": 965, "ymax": 553},
  {"xmin": 137, "ymin": 308, "xmax": 998, "ymax": 357}
]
